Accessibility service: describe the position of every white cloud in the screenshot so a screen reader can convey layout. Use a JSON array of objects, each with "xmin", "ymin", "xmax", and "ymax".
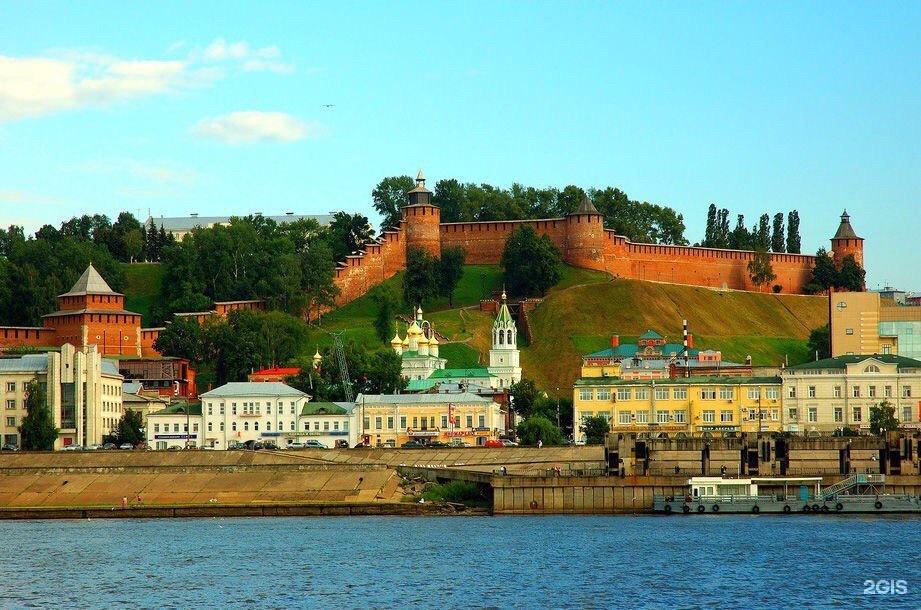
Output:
[
  {"xmin": 0, "ymin": 38, "xmax": 296, "ymax": 123},
  {"xmin": 191, "ymin": 111, "xmax": 313, "ymax": 144},
  {"xmin": 70, "ymin": 159, "xmax": 197, "ymax": 184},
  {"xmin": 0, "ymin": 189, "xmax": 68, "ymax": 206}
]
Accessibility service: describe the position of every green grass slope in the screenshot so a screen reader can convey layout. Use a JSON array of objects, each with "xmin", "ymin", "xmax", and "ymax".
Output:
[
  {"xmin": 122, "ymin": 263, "xmax": 165, "ymax": 324},
  {"xmin": 522, "ymin": 279, "xmax": 827, "ymax": 396}
]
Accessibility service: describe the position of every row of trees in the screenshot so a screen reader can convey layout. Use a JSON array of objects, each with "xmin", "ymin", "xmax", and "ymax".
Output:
[
  {"xmin": 372, "ymin": 176, "xmax": 688, "ymax": 245},
  {"xmin": 31, "ymin": 212, "xmax": 173, "ymax": 263},
  {"xmin": 702, "ymin": 206, "xmax": 801, "ymax": 253},
  {"xmin": 805, "ymin": 249, "xmax": 865, "ymax": 293}
]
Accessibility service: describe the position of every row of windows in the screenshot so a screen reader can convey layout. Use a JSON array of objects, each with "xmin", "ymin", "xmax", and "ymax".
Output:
[
  {"xmin": 362, "ymin": 414, "xmax": 488, "ymax": 431},
  {"xmin": 788, "ymin": 405, "xmax": 915, "ymax": 423},
  {"xmin": 578, "ymin": 387, "xmax": 781, "ymax": 401},
  {"xmin": 789, "ymin": 385, "xmax": 912, "ymax": 399},
  {"xmin": 206, "ymin": 401, "xmax": 300, "ymax": 416},
  {"xmin": 153, "ymin": 419, "xmax": 350, "ymax": 434},
  {"xmin": 4, "ymin": 382, "xmax": 28, "ymax": 393}
]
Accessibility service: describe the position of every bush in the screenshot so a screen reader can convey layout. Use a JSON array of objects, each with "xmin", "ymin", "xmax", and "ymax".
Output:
[
  {"xmin": 772, "ymin": 284, "xmax": 782, "ymax": 293},
  {"xmin": 419, "ymin": 481, "xmax": 485, "ymax": 505}
]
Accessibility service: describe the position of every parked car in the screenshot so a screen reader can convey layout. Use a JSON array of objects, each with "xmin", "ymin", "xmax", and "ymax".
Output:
[
  {"xmin": 427, "ymin": 440, "xmax": 451, "ymax": 448},
  {"xmin": 62, "ymin": 444, "xmax": 83, "ymax": 451},
  {"xmin": 119, "ymin": 443, "xmax": 134, "ymax": 450},
  {"xmin": 226, "ymin": 442, "xmax": 243, "ymax": 450},
  {"xmin": 339, "ymin": 439, "xmax": 356, "ymax": 448},
  {"xmin": 102, "ymin": 443, "xmax": 117, "ymax": 450},
  {"xmin": 286, "ymin": 442, "xmax": 305, "ymax": 450},
  {"xmin": 484, "ymin": 439, "xmax": 504, "ymax": 448},
  {"xmin": 401, "ymin": 440, "xmax": 425, "ymax": 448},
  {"xmin": 1, "ymin": 443, "xmax": 19, "ymax": 451},
  {"xmin": 86, "ymin": 443, "xmax": 103, "ymax": 451},
  {"xmin": 136, "ymin": 441, "xmax": 149, "ymax": 450},
  {"xmin": 499, "ymin": 439, "xmax": 519, "ymax": 447},
  {"xmin": 304, "ymin": 440, "xmax": 328, "ymax": 449},
  {"xmin": 448, "ymin": 440, "xmax": 471, "ymax": 447},
  {"xmin": 262, "ymin": 441, "xmax": 279, "ymax": 450}
]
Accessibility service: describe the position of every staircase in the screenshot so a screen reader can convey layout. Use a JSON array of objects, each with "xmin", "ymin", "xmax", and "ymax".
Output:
[{"xmin": 820, "ymin": 473, "xmax": 886, "ymax": 498}]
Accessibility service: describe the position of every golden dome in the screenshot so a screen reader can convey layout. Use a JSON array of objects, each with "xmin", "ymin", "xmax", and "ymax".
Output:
[
  {"xmin": 407, "ymin": 321, "xmax": 422, "ymax": 336},
  {"xmin": 428, "ymin": 334, "xmax": 439, "ymax": 346},
  {"xmin": 390, "ymin": 332, "xmax": 402, "ymax": 346}
]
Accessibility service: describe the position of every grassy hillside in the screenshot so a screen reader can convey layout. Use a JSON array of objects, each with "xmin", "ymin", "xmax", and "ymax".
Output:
[
  {"xmin": 523, "ymin": 278, "xmax": 827, "ymax": 396},
  {"xmin": 122, "ymin": 263, "xmax": 165, "ymax": 324}
]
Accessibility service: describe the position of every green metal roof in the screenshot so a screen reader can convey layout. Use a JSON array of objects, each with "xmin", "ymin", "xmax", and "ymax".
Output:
[
  {"xmin": 429, "ymin": 368, "xmax": 494, "ymax": 379},
  {"xmin": 405, "ymin": 379, "xmax": 437, "ymax": 392},
  {"xmin": 574, "ymin": 376, "xmax": 782, "ymax": 387},
  {"xmin": 639, "ymin": 329, "xmax": 664, "ymax": 340},
  {"xmin": 785, "ymin": 354, "xmax": 921, "ymax": 371},
  {"xmin": 586, "ymin": 344, "xmax": 697, "ymax": 358},
  {"xmin": 495, "ymin": 302, "xmax": 514, "ymax": 325},
  {"xmin": 148, "ymin": 402, "xmax": 202, "ymax": 416},
  {"xmin": 300, "ymin": 402, "xmax": 351, "ymax": 416}
]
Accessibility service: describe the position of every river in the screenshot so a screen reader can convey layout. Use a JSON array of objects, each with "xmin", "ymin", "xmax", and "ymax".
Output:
[{"xmin": 1, "ymin": 515, "xmax": 918, "ymax": 608}]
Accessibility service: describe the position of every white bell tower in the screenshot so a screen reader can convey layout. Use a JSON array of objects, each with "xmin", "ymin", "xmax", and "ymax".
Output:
[{"xmin": 488, "ymin": 290, "xmax": 521, "ymax": 388}]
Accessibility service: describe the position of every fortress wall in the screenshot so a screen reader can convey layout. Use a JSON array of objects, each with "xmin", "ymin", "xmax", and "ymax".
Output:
[
  {"xmin": 333, "ymin": 226, "xmax": 407, "ymax": 306},
  {"xmin": 0, "ymin": 327, "xmax": 55, "ymax": 351},
  {"xmin": 440, "ymin": 218, "xmax": 569, "ymax": 265}
]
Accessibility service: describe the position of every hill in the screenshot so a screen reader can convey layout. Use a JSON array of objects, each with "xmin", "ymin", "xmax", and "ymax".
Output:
[
  {"xmin": 122, "ymin": 263, "xmax": 165, "ymax": 324},
  {"xmin": 524, "ymin": 278, "xmax": 827, "ymax": 395}
]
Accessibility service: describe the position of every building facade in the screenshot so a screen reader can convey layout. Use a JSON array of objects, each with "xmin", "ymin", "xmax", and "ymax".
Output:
[
  {"xmin": 146, "ymin": 402, "xmax": 202, "ymax": 450},
  {"xmin": 0, "ymin": 344, "xmax": 123, "ymax": 448},
  {"xmin": 830, "ymin": 290, "xmax": 921, "ymax": 360},
  {"xmin": 573, "ymin": 376, "xmax": 783, "ymax": 441},
  {"xmin": 298, "ymin": 402, "xmax": 356, "ymax": 448},
  {"xmin": 487, "ymin": 292, "xmax": 522, "ymax": 388},
  {"xmin": 392, "ymin": 307, "xmax": 446, "ymax": 381},
  {"xmin": 356, "ymin": 392, "xmax": 504, "ymax": 447},
  {"xmin": 198, "ymin": 382, "xmax": 311, "ymax": 449},
  {"xmin": 781, "ymin": 355, "xmax": 921, "ymax": 435}
]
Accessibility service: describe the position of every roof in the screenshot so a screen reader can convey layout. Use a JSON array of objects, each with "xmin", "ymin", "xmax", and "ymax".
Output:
[
  {"xmin": 251, "ymin": 367, "xmax": 300, "ymax": 377},
  {"xmin": 300, "ymin": 401, "xmax": 353, "ymax": 416},
  {"xmin": 147, "ymin": 213, "xmax": 334, "ymax": 233},
  {"xmin": 406, "ymin": 380, "xmax": 498, "ymax": 394},
  {"xmin": 574, "ymin": 376, "xmax": 782, "ymax": 387},
  {"xmin": 43, "ymin": 308, "xmax": 140, "ymax": 319},
  {"xmin": 0, "ymin": 354, "xmax": 49, "ymax": 373},
  {"xmin": 58, "ymin": 264, "xmax": 121, "ymax": 297},
  {"xmin": 495, "ymin": 301, "xmax": 514, "ymax": 326},
  {"xmin": 785, "ymin": 354, "xmax": 921, "ymax": 372},
  {"xmin": 832, "ymin": 210, "xmax": 862, "ymax": 240},
  {"xmin": 639, "ymin": 330, "xmax": 664, "ymax": 340},
  {"xmin": 101, "ymin": 360, "xmax": 120, "ymax": 377},
  {"xmin": 570, "ymin": 193, "xmax": 600, "ymax": 215},
  {"xmin": 356, "ymin": 392, "xmax": 492, "ymax": 405},
  {"xmin": 148, "ymin": 402, "xmax": 202, "ymax": 417},
  {"xmin": 122, "ymin": 382, "xmax": 143, "ymax": 394},
  {"xmin": 200, "ymin": 382, "xmax": 309, "ymax": 398},
  {"xmin": 586, "ymin": 344, "xmax": 698, "ymax": 359},
  {"xmin": 428, "ymin": 368, "xmax": 495, "ymax": 379}
]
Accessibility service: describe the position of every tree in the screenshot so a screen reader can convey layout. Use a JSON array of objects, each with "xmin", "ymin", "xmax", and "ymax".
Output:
[
  {"xmin": 325, "ymin": 211, "xmax": 374, "ymax": 262},
  {"xmin": 370, "ymin": 284, "xmax": 401, "ymax": 344},
  {"xmin": 870, "ymin": 401, "xmax": 899, "ymax": 435},
  {"xmin": 433, "ymin": 178, "xmax": 469, "ymax": 223},
  {"xmin": 516, "ymin": 416, "xmax": 564, "ymax": 446},
  {"xmin": 747, "ymin": 249, "xmax": 776, "ymax": 290},
  {"xmin": 371, "ymin": 175, "xmax": 414, "ymax": 231},
  {"xmin": 807, "ymin": 324, "xmax": 830, "ymax": 360},
  {"xmin": 728, "ymin": 214, "xmax": 751, "ymax": 250},
  {"xmin": 300, "ymin": 239, "xmax": 339, "ymax": 323},
  {"xmin": 403, "ymin": 247, "xmax": 440, "ymax": 306},
  {"xmin": 838, "ymin": 255, "xmax": 865, "ymax": 291},
  {"xmin": 19, "ymin": 379, "xmax": 57, "ymax": 450},
  {"xmin": 115, "ymin": 408, "xmax": 145, "ymax": 446},
  {"xmin": 704, "ymin": 204, "xmax": 718, "ymax": 247},
  {"xmin": 581, "ymin": 415, "xmax": 610, "ymax": 445},
  {"xmin": 771, "ymin": 213, "xmax": 785, "ymax": 253},
  {"xmin": 509, "ymin": 379, "xmax": 540, "ymax": 419},
  {"xmin": 786, "ymin": 210, "xmax": 801, "ymax": 254},
  {"xmin": 805, "ymin": 248, "xmax": 838, "ymax": 294},
  {"xmin": 501, "ymin": 225, "xmax": 562, "ymax": 297},
  {"xmin": 438, "ymin": 246, "xmax": 466, "ymax": 306},
  {"xmin": 755, "ymin": 214, "xmax": 771, "ymax": 251}
]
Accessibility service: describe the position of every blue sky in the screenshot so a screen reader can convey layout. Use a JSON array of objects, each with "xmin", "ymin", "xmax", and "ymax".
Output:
[{"xmin": 1, "ymin": 2, "xmax": 918, "ymax": 290}]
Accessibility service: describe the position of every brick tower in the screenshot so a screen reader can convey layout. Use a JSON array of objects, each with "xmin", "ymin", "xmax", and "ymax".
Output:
[
  {"xmin": 564, "ymin": 194, "xmax": 606, "ymax": 271},
  {"xmin": 401, "ymin": 169, "xmax": 441, "ymax": 258},
  {"xmin": 830, "ymin": 210, "xmax": 864, "ymax": 269}
]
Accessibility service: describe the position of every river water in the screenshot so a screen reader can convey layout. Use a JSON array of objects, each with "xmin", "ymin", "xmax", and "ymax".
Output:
[{"xmin": 1, "ymin": 515, "xmax": 918, "ymax": 608}]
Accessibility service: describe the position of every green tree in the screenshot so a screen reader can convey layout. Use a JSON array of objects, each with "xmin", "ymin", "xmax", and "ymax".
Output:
[
  {"xmin": 870, "ymin": 400, "xmax": 899, "ymax": 435},
  {"xmin": 838, "ymin": 255, "xmax": 866, "ymax": 291},
  {"xmin": 771, "ymin": 213, "xmax": 785, "ymax": 252},
  {"xmin": 325, "ymin": 211, "xmax": 374, "ymax": 262},
  {"xmin": 804, "ymin": 248, "xmax": 838, "ymax": 294},
  {"xmin": 115, "ymin": 408, "xmax": 145, "ymax": 446},
  {"xmin": 747, "ymin": 249, "xmax": 776, "ymax": 290},
  {"xmin": 755, "ymin": 214, "xmax": 771, "ymax": 250},
  {"xmin": 807, "ymin": 324, "xmax": 831, "ymax": 360},
  {"xmin": 581, "ymin": 415, "xmax": 611, "ymax": 444},
  {"xmin": 509, "ymin": 379, "xmax": 540, "ymax": 419},
  {"xmin": 19, "ymin": 379, "xmax": 57, "ymax": 450},
  {"xmin": 786, "ymin": 210, "xmax": 801, "ymax": 254},
  {"xmin": 403, "ymin": 246, "xmax": 440, "ymax": 306},
  {"xmin": 703, "ymin": 204, "xmax": 718, "ymax": 247},
  {"xmin": 370, "ymin": 284, "xmax": 401, "ymax": 344},
  {"xmin": 371, "ymin": 175, "xmax": 414, "ymax": 231},
  {"xmin": 438, "ymin": 246, "xmax": 466, "ymax": 306},
  {"xmin": 501, "ymin": 225, "xmax": 562, "ymax": 297},
  {"xmin": 728, "ymin": 214, "xmax": 752, "ymax": 250},
  {"xmin": 433, "ymin": 178, "xmax": 469, "ymax": 223},
  {"xmin": 300, "ymin": 238, "xmax": 339, "ymax": 323},
  {"xmin": 516, "ymin": 416, "xmax": 564, "ymax": 446}
]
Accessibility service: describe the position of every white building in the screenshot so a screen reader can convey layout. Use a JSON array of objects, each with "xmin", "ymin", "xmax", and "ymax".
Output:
[
  {"xmin": 146, "ymin": 402, "xmax": 202, "ymax": 449},
  {"xmin": 392, "ymin": 307, "xmax": 447, "ymax": 381},
  {"xmin": 487, "ymin": 292, "xmax": 521, "ymax": 388},
  {"xmin": 298, "ymin": 401, "xmax": 356, "ymax": 448},
  {"xmin": 199, "ymin": 382, "xmax": 310, "ymax": 449}
]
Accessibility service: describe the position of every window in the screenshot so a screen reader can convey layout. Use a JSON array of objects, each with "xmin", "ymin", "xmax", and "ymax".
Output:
[
  {"xmin": 478, "ymin": 415, "xmax": 486, "ymax": 428},
  {"xmin": 387, "ymin": 416, "xmax": 394, "ymax": 430},
  {"xmin": 702, "ymin": 410, "xmax": 715, "ymax": 423},
  {"xmin": 290, "ymin": 422, "xmax": 295, "ymax": 431},
  {"xmin": 618, "ymin": 411, "xmax": 631, "ymax": 424},
  {"xmin": 466, "ymin": 415, "xmax": 473, "ymax": 428},
  {"xmin": 232, "ymin": 404, "xmax": 237, "ymax": 415},
  {"xmin": 400, "ymin": 416, "xmax": 407, "ymax": 429},
  {"xmin": 266, "ymin": 422, "xmax": 271, "ymax": 431},
  {"xmin": 232, "ymin": 422, "xmax": 237, "ymax": 431},
  {"xmin": 207, "ymin": 404, "xmax": 213, "ymax": 416},
  {"xmin": 6, "ymin": 400, "xmax": 15, "ymax": 410},
  {"xmin": 636, "ymin": 411, "xmax": 648, "ymax": 423},
  {"xmin": 720, "ymin": 410, "xmax": 733, "ymax": 423},
  {"xmin": 845, "ymin": 328, "xmax": 853, "ymax": 335},
  {"xmin": 581, "ymin": 411, "xmax": 594, "ymax": 422},
  {"xmin": 313, "ymin": 422, "xmax": 320, "ymax": 431},
  {"xmin": 154, "ymin": 424, "xmax": 160, "ymax": 433},
  {"xmin": 903, "ymin": 386, "xmax": 912, "ymax": 398},
  {"xmin": 747, "ymin": 388, "xmax": 760, "ymax": 400},
  {"xmin": 882, "ymin": 345, "xmax": 891, "ymax": 355},
  {"xmin": 5, "ymin": 382, "xmax": 14, "ymax": 392},
  {"xmin": 220, "ymin": 404, "xmax": 225, "ymax": 415},
  {"xmin": 597, "ymin": 389, "xmax": 611, "ymax": 401},
  {"xmin": 442, "ymin": 415, "xmax": 449, "ymax": 428},
  {"xmin": 6, "ymin": 417, "xmax": 14, "ymax": 427},
  {"xmin": 808, "ymin": 386, "xmax": 816, "ymax": 398},
  {"xmin": 579, "ymin": 389, "xmax": 593, "ymax": 401},
  {"xmin": 834, "ymin": 407, "xmax": 843, "ymax": 422},
  {"xmin": 673, "ymin": 411, "xmax": 686, "ymax": 423},
  {"xmin": 375, "ymin": 417, "xmax": 382, "ymax": 430},
  {"xmin": 903, "ymin": 406, "xmax": 912, "ymax": 423},
  {"xmin": 765, "ymin": 388, "xmax": 779, "ymax": 400},
  {"xmin": 244, "ymin": 422, "xmax": 250, "ymax": 431},
  {"xmin": 673, "ymin": 388, "xmax": 688, "ymax": 400},
  {"xmin": 719, "ymin": 387, "xmax": 733, "ymax": 400},
  {"xmin": 343, "ymin": 421, "xmax": 349, "ymax": 431},
  {"xmin": 291, "ymin": 404, "xmax": 296, "ymax": 415},
  {"xmin": 852, "ymin": 386, "xmax": 860, "ymax": 398},
  {"xmin": 266, "ymin": 405, "xmax": 272, "ymax": 415},
  {"xmin": 788, "ymin": 386, "xmax": 796, "ymax": 398},
  {"xmin": 808, "ymin": 408, "xmax": 817, "ymax": 423},
  {"xmin": 834, "ymin": 386, "xmax": 841, "ymax": 398},
  {"xmin": 885, "ymin": 385, "xmax": 892, "ymax": 397},
  {"xmin": 616, "ymin": 388, "xmax": 631, "ymax": 401},
  {"xmin": 864, "ymin": 365, "xmax": 879, "ymax": 373},
  {"xmin": 654, "ymin": 387, "xmax": 669, "ymax": 400},
  {"xmin": 635, "ymin": 388, "xmax": 649, "ymax": 400},
  {"xmin": 364, "ymin": 416, "xmax": 371, "ymax": 430},
  {"xmin": 412, "ymin": 417, "xmax": 418, "ymax": 428},
  {"xmin": 429, "ymin": 416, "xmax": 435, "ymax": 429},
  {"xmin": 173, "ymin": 423, "xmax": 179, "ymax": 432},
  {"xmin": 323, "ymin": 421, "xmax": 329, "ymax": 431},
  {"xmin": 701, "ymin": 388, "xmax": 716, "ymax": 400},
  {"xmin": 656, "ymin": 411, "xmax": 669, "ymax": 423},
  {"xmin": 788, "ymin": 408, "xmax": 798, "ymax": 421},
  {"xmin": 748, "ymin": 410, "xmax": 758, "ymax": 421},
  {"xmin": 868, "ymin": 386, "xmax": 876, "ymax": 398},
  {"xmin": 193, "ymin": 423, "xmax": 199, "ymax": 432},
  {"xmin": 852, "ymin": 407, "xmax": 862, "ymax": 422}
]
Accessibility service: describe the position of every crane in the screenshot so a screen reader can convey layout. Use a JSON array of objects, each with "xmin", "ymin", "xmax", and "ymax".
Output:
[{"xmin": 331, "ymin": 332, "xmax": 353, "ymax": 402}]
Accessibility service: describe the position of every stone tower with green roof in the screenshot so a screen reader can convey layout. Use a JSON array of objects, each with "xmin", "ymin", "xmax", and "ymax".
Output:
[{"xmin": 488, "ymin": 290, "xmax": 521, "ymax": 388}]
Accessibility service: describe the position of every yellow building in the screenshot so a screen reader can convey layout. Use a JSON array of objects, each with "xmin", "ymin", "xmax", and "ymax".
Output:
[
  {"xmin": 356, "ymin": 392, "xmax": 505, "ymax": 447},
  {"xmin": 830, "ymin": 290, "xmax": 921, "ymax": 360},
  {"xmin": 573, "ymin": 376, "xmax": 783, "ymax": 441}
]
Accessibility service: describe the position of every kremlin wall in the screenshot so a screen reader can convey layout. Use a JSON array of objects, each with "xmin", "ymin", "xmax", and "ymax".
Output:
[{"xmin": 333, "ymin": 172, "xmax": 863, "ymax": 306}]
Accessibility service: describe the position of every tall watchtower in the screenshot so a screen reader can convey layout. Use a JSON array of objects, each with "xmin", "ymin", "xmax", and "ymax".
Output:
[
  {"xmin": 401, "ymin": 169, "xmax": 441, "ymax": 258},
  {"xmin": 830, "ymin": 210, "xmax": 864, "ymax": 269},
  {"xmin": 564, "ymin": 194, "xmax": 606, "ymax": 271}
]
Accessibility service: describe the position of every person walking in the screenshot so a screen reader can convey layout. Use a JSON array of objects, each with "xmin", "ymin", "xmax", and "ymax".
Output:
[{"xmin": 537, "ymin": 439, "xmax": 543, "ymax": 449}]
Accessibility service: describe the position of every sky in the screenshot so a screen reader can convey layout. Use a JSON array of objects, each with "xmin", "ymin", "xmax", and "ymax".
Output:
[{"xmin": 0, "ymin": 1, "xmax": 918, "ymax": 290}]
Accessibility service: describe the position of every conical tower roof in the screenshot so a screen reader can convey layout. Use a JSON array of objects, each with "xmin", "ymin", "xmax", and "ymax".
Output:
[
  {"xmin": 495, "ymin": 291, "xmax": 514, "ymax": 326},
  {"xmin": 58, "ymin": 264, "xmax": 122, "ymax": 297},
  {"xmin": 569, "ymin": 193, "xmax": 600, "ymax": 216},
  {"xmin": 832, "ymin": 210, "xmax": 861, "ymax": 240}
]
